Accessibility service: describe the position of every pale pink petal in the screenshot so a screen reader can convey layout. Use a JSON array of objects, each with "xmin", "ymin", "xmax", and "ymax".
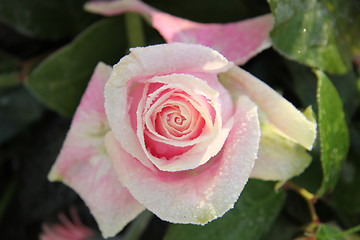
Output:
[
  {"xmin": 104, "ymin": 43, "xmax": 231, "ymax": 170},
  {"xmin": 48, "ymin": 62, "xmax": 145, "ymax": 238},
  {"xmin": 85, "ymin": 0, "xmax": 273, "ymax": 65},
  {"xmin": 220, "ymin": 65, "xmax": 317, "ymax": 150},
  {"xmin": 152, "ymin": 13, "xmax": 273, "ymax": 65},
  {"xmin": 84, "ymin": 0, "xmax": 154, "ymax": 18},
  {"xmin": 105, "ymin": 95, "xmax": 260, "ymax": 224}
]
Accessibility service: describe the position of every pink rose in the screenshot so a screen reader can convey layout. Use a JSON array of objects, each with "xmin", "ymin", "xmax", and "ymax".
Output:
[{"xmin": 49, "ymin": 43, "xmax": 316, "ymax": 238}]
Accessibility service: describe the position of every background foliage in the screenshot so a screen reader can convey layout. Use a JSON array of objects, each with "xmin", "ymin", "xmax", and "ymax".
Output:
[{"xmin": 0, "ymin": 0, "xmax": 359, "ymax": 239}]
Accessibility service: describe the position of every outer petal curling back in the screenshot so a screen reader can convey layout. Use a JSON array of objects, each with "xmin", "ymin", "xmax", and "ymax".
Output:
[
  {"xmin": 105, "ymin": 95, "xmax": 260, "ymax": 225},
  {"xmin": 48, "ymin": 63, "xmax": 145, "ymax": 238},
  {"xmin": 136, "ymin": 74, "xmax": 226, "ymax": 172},
  {"xmin": 84, "ymin": 0, "xmax": 273, "ymax": 65},
  {"xmin": 219, "ymin": 64, "xmax": 317, "ymax": 150}
]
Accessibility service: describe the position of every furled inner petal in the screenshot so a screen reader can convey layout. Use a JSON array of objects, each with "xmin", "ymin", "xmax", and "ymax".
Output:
[
  {"xmin": 144, "ymin": 87, "xmax": 213, "ymax": 144},
  {"xmin": 152, "ymin": 100, "xmax": 204, "ymax": 140},
  {"xmin": 133, "ymin": 74, "xmax": 225, "ymax": 172}
]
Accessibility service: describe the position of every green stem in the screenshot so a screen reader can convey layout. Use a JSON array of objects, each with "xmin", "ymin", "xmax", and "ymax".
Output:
[
  {"xmin": 284, "ymin": 182, "xmax": 320, "ymax": 225},
  {"xmin": 343, "ymin": 224, "xmax": 360, "ymax": 235},
  {"xmin": 125, "ymin": 13, "xmax": 145, "ymax": 48}
]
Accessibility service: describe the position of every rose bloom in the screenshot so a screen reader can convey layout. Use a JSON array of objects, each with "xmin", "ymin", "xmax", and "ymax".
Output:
[{"xmin": 48, "ymin": 43, "xmax": 316, "ymax": 238}]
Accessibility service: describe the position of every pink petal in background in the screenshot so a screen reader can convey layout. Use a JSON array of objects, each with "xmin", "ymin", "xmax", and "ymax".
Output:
[
  {"xmin": 40, "ymin": 207, "xmax": 95, "ymax": 240},
  {"xmin": 48, "ymin": 63, "xmax": 145, "ymax": 238},
  {"xmin": 85, "ymin": 0, "xmax": 273, "ymax": 65}
]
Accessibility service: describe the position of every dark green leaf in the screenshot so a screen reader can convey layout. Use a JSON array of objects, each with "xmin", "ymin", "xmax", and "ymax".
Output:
[
  {"xmin": 286, "ymin": 61, "xmax": 317, "ymax": 108},
  {"xmin": 0, "ymin": 72, "xmax": 20, "ymax": 91},
  {"xmin": 330, "ymin": 72, "xmax": 358, "ymax": 121},
  {"xmin": 2, "ymin": 114, "xmax": 77, "ymax": 225},
  {"xmin": 291, "ymin": 158, "xmax": 322, "ymax": 195},
  {"xmin": 315, "ymin": 70, "xmax": 349, "ymax": 196},
  {"xmin": 260, "ymin": 213, "xmax": 299, "ymax": 240},
  {"xmin": 0, "ymin": 87, "xmax": 43, "ymax": 143},
  {"xmin": 0, "ymin": 0, "xmax": 98, "ymax": 40},
  {"xmin": 288, "ymin": 61, "xmax": 358, "ymax": 120},
  {"xmin": 0, "ymin": 50, "xmax": 21, "ymax": 73},
  {"xmin": 149, "ymin": 0, "xmax": 270, "ymax": 23},
  {"xmin": 343, "ymin": 224, "xmax": 360, "ymax": 235},
  {"xmin": 316, "ymin": 224, "xmax": 345, "ymax": 240},
  {"xmin": 0, "ymin": 51, "xmax": 21, "ymax": 90},
  {"xmin": 333, "ymin": 137, "xmax": 360, "ymax": 214},
  {"xmin": 268, "ymin": 0, "xmax": 360, "ymax": 74},
  {"xmin": 164, "ymin": 180, "xmax": 285, "ymax": 240},
  {"xmin": 123, "ymin": 211, "xmax": 153, "ymax": 240},
  {"xmin": 26, "ymin": 17, "xmax": 127, "ymax": 117}
]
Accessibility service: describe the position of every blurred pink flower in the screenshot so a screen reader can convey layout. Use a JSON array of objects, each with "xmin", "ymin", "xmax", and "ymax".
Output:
[{"xmin": 39, "ymin": 208, "xmax": 95, "ymax": 240}]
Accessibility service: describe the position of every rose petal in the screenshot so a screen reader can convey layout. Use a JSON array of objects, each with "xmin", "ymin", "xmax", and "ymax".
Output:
[
  {"xmin": 151, "ymin": 13, "xmax": 273, "ymax": 65},
  {"xmin": 250, "ymin": 122, "xmax": 312, "ymax": 181},
  {"xmin": 85, "ymin": 0, "xmax": 152, "ymax": 17},
  {"xmin": 104, "ymin": 43, "xmax": 231, "ymax": 170},
  {"xmin": 220, "ymin": 64, "xmax": 317, "ymax": 150},
  {"xmin": 105, "ymin": 95, "xmax": 260, "ymax": 225},
  {"xmin": 48, "ymin": 63, "xmax": 145, "ymax": 238},
  {"xmin": 85, "ymin": 0, "xmax": 273, "ymax": 65},
  {"xmin": 136, "ymin": 74, "xmax": 226, "ymax": 172}
]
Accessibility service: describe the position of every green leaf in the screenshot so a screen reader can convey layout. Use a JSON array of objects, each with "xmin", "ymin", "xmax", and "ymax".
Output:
[
  {"xmin": 268, "ymin": 0, "xmax": 359, "ymax": 74},
  {"xmin": 0, "ymin": 50, "xmax": 21, "ymax": 73},
  {"xmin": 260, "ymin": 213, "xmax": 299, "ymax": 240},
  {"xmin": 330, "ymin": 72, "xmax": 358, "ymax": 121},
  {"xmin": 0, "ymin": 0, "xmax": 98, "ymax": 40},
  {"xmin": 343, "ymin": 225, "xmax": 360, "ymax": 235},
  {"xmin": 0, "ymin": 87, "xmax": 43, "ymax": 143},
  {"xmin": 164, "ymin": 180, "xmax": 285, "ymax": 240},
  {"xmin": 333, "ymin": 135, "xmax": 360, "ymax": 214},
  {"xmin": 149, "ymin": 0, "xmax": 269, "ymax": 23},
  {"xmin": 288, "ymin": 61, "xmax": 358, "ymax": 120},
  {"xmin": 315, "ymin": 70, "xmax": 349, "ymax": 196},
  {"xmin": 14, "ymin": 115, "xmax": 77, "ymax": 222},
  {"xmin": 0, "ymin": 72, "xmax": 20, "ymax": 90},
  {"xmin": 286, "ymin": 61, "xmax": 317, "ymax": 107},
  {"xmin": 26, "ymin": 17, "xmax": 127, "ymax": 117},
  {"xmin": 317, "ymin": 225, "xmax": 345, "ymax": 240},
  {"xmin": 0, "ymin": 51, "xmax": 21, "ymax": 91},
  {"xmin": 123, "ymin": 211, "xmax": 153, "ymax": 240}
]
